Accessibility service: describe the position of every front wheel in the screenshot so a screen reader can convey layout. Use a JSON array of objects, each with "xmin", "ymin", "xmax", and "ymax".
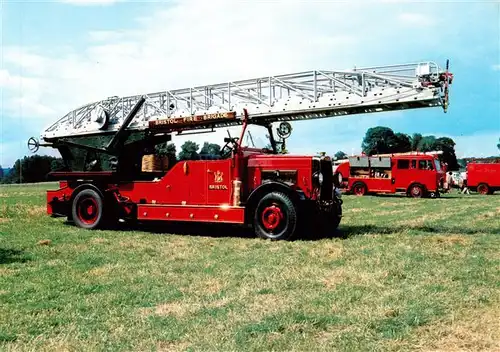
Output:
[
  {"xmin": 408, "ymin": 184, "xmax": 425, "ymax": 198},
  {"xmin": 254, "ymin": 192, "xmax": 298, "ymax": 241}
]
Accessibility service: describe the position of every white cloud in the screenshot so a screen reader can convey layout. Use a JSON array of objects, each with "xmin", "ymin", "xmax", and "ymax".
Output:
[
  {"xmin": 452, "ymin": 132, "xmax": 500, "ymax": 158},
  {"xmin": 398, "ymin": 12, "xmax": 434, "ymax": 25},
  {"xmin": 88, "ymin": 30, "xmax": 128, "ymax": 42},
  {"xmin": 2, "ymin": 47, "xmax": 48, "ymax": 74},
  {"xmin": 2, "ymin": 0, "xmax": 369, "ymax": 124}
]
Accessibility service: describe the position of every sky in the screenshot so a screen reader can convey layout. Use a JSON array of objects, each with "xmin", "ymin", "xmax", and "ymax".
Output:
[{"xmin": 0, "ymin": 0, "xmax": 499, "ymax": 167}]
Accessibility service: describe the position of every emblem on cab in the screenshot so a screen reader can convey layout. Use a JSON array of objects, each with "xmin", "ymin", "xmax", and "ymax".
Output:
[
  {"xmin": 214, "ymin": 170, "xmax": 223, "ymax": 183},
  {"xmin": 209, "ymin": 170, "xmax": 227, "ymax": 190}
]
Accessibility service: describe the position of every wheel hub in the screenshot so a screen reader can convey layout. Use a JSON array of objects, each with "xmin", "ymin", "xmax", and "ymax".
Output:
[
  {"xmin": 78, "ymin": 197, "xmax": 98, "ymax": 224},
  {"xmin": 261, "ymin": 205, "xmax": 283, "ymax": 231},
  {"xmin": 412, "ymin": 186, "xmax": 421, "ymax": 196},
  {"xmin": 354, "ymin": 185, "xmax": 364, "ymax": 195}
]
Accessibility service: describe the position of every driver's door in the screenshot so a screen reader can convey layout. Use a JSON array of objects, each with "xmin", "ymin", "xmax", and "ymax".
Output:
[{"xmin": 206, "ymin": 159, "xmax": 233, "ymax": 205}]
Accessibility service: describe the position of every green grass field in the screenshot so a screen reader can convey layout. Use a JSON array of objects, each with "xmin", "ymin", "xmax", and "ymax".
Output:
[{"xmin": 1, "ymin": 183, "xmax": 499, "ymax": 351}]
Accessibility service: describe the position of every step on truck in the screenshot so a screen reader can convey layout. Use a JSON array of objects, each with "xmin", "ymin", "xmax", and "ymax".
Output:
[{"xmin": 28, "ymin": 61, "xmax": 453, "ymax": 240}]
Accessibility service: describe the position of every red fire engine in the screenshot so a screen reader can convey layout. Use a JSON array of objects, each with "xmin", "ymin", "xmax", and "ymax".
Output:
[
  {"xmin": 467, "ymin": 162, "xmax": 500, "ymax": 195},
  {"xmin": 333, "ymin": 151, "xmax": 446, "ymax": 198},
  {"xmin": 27, "ymin": 61, "xmax": 453, "ymax": 240}
]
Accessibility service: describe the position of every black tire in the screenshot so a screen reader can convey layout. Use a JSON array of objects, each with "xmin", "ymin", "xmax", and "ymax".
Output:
[
  {"xmin": 253, "ymin": 192, "xmax": 298, "ymax": 241},
  {"xmin": 352, "ymin": 182, "xmax": 367, "ymax": 196},
  {"xmin": 72, "ymin": 188, "xmax": 105, "ymax": 229},
  {"xmin": 408, "ymin": 183, "xmax": 425, "ymax": 198},
  {"xmin": 477, "ymin": 183, "xmax": 489, "ymax": 195}
]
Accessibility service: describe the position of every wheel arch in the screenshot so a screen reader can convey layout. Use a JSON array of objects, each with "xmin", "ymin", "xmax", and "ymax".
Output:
[
  {"xmin": 245, "ymin": 181, "xmax": 302, "ymax": 224},
  {"xmin": 70, "ymin": 183, "xmax": 105, "ymax": 204}
]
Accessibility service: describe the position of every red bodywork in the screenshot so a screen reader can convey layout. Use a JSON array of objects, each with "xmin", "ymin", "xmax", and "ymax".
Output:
[
  {"xmin": 467, "ymin": 162, "xmax": 500, "ymax": 194},
  {"xmin": 47, "ymin": 149, "xmax": 320, "ymax": 223},
  {"xmin": 333, "ymin": 154, "xmax": 444, "ymax": 196},
  {"xmin": 45, "ymin": 110, "xmax": 342, "ymax": 241}
]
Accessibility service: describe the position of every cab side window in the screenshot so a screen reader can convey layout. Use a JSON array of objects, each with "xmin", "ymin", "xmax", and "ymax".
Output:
[
  {"xmin": 397, "ymin": 159, "xmax": 410, "ymax": 169},
  {"xmin": 411, "ymin": 160, "xmax": 417, "ymax": 169},
  {"xmin": 418, "ymin": 160, "xmax": 434, "ymax": 170}
]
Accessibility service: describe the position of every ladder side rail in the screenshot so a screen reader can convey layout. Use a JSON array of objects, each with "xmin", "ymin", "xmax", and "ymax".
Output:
[
  {"xmin": 363, "ymin": 72, "xmax": 415, "ymax": 88},
  {"xmin": 189, "ymin": 86, "xmax": 229, "ymax": 112},
  {"xmin": 286, "ymin": 82, "xmax": 333, "ymax": 93},
  {"xmin": 228, "ymin": 81, "xmax": 270, "ymax": 106},
  {"xmin": 230, "ymin": 90, "xmax": 263, "ymax": 103},
  {"xmin": 143, "ymin": 95, "xmax": 169, "ymax": 117},
  {"xmin": 74, "ymin": 103, "xmax": 101, "ymax": 129},
  {"xmin": 318, "ymin": 71, "xmax": 366, "ymax": 95},
  {"xmin": 316, "ymin": 71, "xmax": 363, "ymax": 97},
  {"xmin": 271, "ymin": 76, "xmax": 315, "ymax": 102},
  {"xmin": 353, "ymin": 62, "xmax": 428, "ymax": 72},
  {"xmin": 43, "ymin": 100, "xmax": 97, "ymax": 133},
  {"xmin": 209, "ymin": 87, "xmax": 231, "ymax": 108}
]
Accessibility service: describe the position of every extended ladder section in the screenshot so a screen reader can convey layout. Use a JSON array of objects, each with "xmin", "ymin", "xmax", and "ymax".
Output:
[{"xmin": 40, "ymin": 61, "xmax": 452, "ymax": 141}]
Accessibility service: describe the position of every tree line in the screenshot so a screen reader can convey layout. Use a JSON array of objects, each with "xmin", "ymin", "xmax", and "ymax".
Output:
[
  {"xmin": 335, "ymin": 126, "xmax": 464, "ymax": 170},
  {"xmin": 0, "ymin": 140, "xmax": 223, "ymax": 184},
  {"xmin": 333, "ymin": 131, "xmax": 499, "ymax": 170},
  {"xmin": 1, "ymin": 130, "xmax": 499, "ymax": 183}
]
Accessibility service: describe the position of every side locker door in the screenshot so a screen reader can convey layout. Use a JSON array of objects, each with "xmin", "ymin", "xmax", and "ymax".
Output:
[
  {"xmin": 394, "ymin": 159, "xmax": 410, "ymax": 191},
  {"xmin": 186, "ymin": 161, "xmax": 207, "ymax": 205},
  {"xmin": 369, "ymin": 156, "xmax": 392, "ymax": 192},
  {"xmin": 206, "ymin": 160, "xmax": 233, "ymax": 205}
]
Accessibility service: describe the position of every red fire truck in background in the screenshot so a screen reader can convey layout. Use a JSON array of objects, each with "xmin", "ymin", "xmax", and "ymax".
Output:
[
  {"xmin": 333, "ymin": 152, "xmax": 445, "ymax": 198},
  {"xmin": 466, "ymin": 162, "xmax": 500, "ymax": 195}
]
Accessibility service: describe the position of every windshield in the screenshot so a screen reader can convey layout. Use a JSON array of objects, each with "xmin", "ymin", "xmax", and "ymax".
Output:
[
  {"xmin": 241, "ymin": 124, "xmax": 274, "ymax": 151},
  {"xmin": 434, "ymin": 159, "xmax": 442, "ymax": 172}
]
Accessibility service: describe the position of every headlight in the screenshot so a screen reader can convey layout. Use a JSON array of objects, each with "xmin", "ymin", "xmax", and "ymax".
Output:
[{"xmin": 313, "ymin": 171, "xmax": 323, "ymax": 186}]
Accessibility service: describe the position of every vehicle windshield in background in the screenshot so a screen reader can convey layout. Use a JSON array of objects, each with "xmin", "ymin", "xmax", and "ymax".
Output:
[{"xmin": 434, "ymin": 159, "xmax": 442, "ymax": 171}]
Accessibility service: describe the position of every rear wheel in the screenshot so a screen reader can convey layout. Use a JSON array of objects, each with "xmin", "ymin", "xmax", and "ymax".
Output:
[
  {"xmin": 477, "ymin": 183, "xmax": 489, "ymax": 195},
  {"xmin": 352, "ymin": 182, "xmax": 367, "ymax": 196},
  {"xmin": 254, "ymin": 192, "xmax": 297, "ymax": 241},
  {"xmin": 72, "ymin": 188, "xmax": 105, "ymax": 229},
  {"xmin": 408, "ymin": 184, "xmax": 425, "ymax": 198}
]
